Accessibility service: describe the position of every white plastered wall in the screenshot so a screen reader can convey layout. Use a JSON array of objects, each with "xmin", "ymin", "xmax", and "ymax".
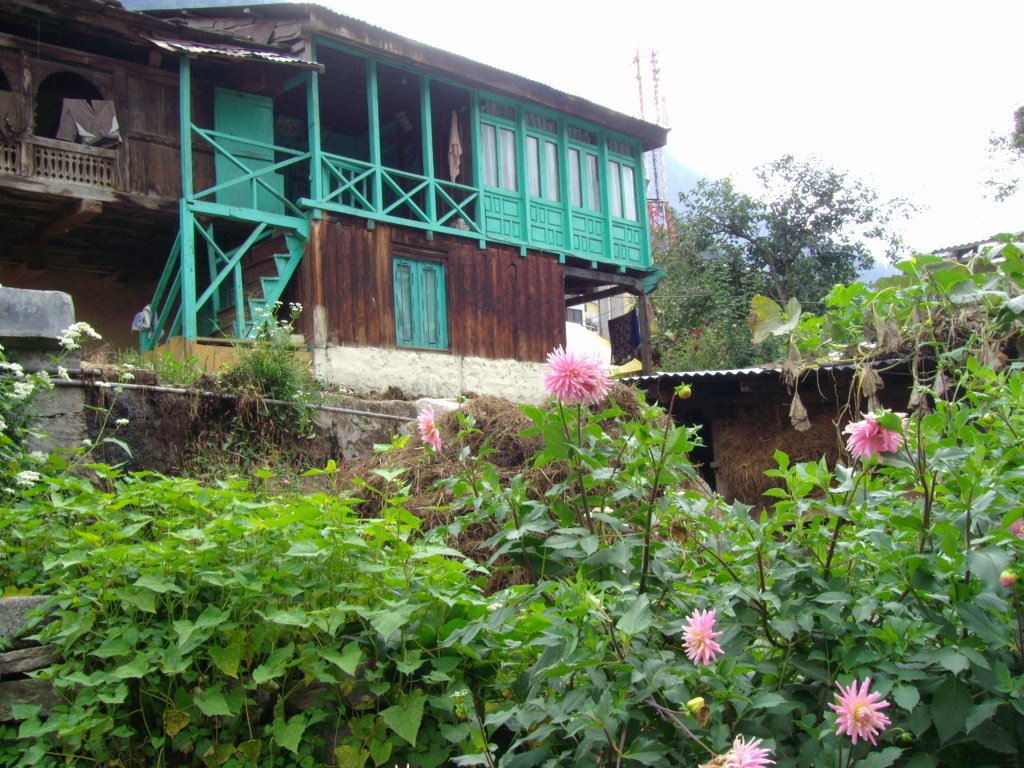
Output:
[{"xmin": 316, "ymin": 346, "xmax": 549, "ymax": 404}]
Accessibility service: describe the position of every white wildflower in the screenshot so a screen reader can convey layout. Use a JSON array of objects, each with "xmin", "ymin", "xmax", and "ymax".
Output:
[
  {"xmin": 57, "ymin": 366, "xmax": 70, "ymax": 381},
  {"xmin": 82, "ymin": 438, "xmax": 92, "ymax": 446},
  {"xmin": 120, "ymin": 371, "xmax": 135, "ymax": 382},
  {"xmin": 14, "ymin": 470, "xmax": 42, "ymax": 488},
  {"xmin": 57, "ymin": 321, "xmax": 102, "ymax": 351},
  {"xmin": 115, "ymin": 418, "xmax": 130, "ymax": 427},
  {"xmin": 29, "ymin": 451, "xmax": 46, "ymax": 462},
  {"xmin": 96, "ymin": 381, "xmax": 112, "ymax": 389},
  {"xmin": 11, "ymin": 381, "xmax": 35, "ymax": 400},
  {"xmin": 0, "ymin": 361, "xmax": 24, "ymax": 378},
  {"xmin": 0, "ymin": 417, "xmax": 6, "ymax": 432},
  {"xmin": 2, "ymin": 487, "xmax": 14, "ymax": 496}
]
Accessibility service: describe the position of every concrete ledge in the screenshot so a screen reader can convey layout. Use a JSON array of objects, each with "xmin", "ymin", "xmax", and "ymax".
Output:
[
  {"xmin": 316, "ymin": 346, "xmax": 548, "ymax": 403},
  {"xmin": 0, "ymin": 287, "xmax": 77, "ymax": 371}
]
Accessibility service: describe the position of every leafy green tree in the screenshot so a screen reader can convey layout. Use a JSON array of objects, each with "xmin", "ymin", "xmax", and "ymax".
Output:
[
  {"xmin": 651, "ymin": 156, "xmax": 909, "ymax": 370},
  {"xmin": 986, "ymin": 104, "xmax": 1024, "ymax": 201},
  {"xmin": 675, "ymin": 155, "xmax": 907, "ymax": 305}
]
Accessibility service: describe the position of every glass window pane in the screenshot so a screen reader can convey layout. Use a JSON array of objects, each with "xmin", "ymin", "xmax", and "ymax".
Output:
[
  {"xmin": 587, "ymin": 153, "xmax": 601, "ymax": 212},
  {"xmin": 608, "ymin": 160, "xmax": 622, "ymax": 218},
  {"xmin": 545, "ymin": 141, "xmax": 560, "ymax": 201},
  {"xmin": 499, "ymin": 128, "xmax": 517, "ymax": 191},
  {"xmin": 622, "ymin": 165, "xmax": 637, "ymax": 220},
  {"xmin": 481, "ymin": 123, "xmax": 497, "ymax": 187},
  {"xmin": 569, "ymin": 148, "xmax": 582, "ymax": 207},
  {"xmin": 527, "ymin": 136, "xmax": 540, "ymax": 197}
]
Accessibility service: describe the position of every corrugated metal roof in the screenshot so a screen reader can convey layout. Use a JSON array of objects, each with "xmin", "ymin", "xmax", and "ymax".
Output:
[
  {"xmin": 148, "ymin": 36, "xmax": 320, "ymax": 68},
  {"xmin": 628, "ymin": 362, "xmax": 866, "ymax": 385}
]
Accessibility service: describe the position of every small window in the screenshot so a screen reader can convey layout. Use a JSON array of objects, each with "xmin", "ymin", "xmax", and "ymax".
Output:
[
  {"xmin": 544, "ymin": 140, "xmax": 560, "ymax": 202},
  {"xmin": 568, "ymin": 148, "xmax": 582, "ymax": 207},
  {"xmin": 527, "ymin": 135, "xmax": 541, "ymax": 197},
  {"xmin": 607, "ymin": 161, "xmax": 639, "ymax": 221},
  {"xmin": 586, "ymin": 153, "xmax": 601, "ymax": 213},
  {"xmin": 481, "ymin": 121, "xmax": 518, "ymax": 191},
  {"xmin": 394, "ymin": 257, "xmax": 448, "ymax": 350}
]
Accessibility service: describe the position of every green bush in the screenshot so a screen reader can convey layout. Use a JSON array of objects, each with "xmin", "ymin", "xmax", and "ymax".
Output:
[{"xmin": 2, "ymin": 243, "xmax": 1024, "ymax": 767}]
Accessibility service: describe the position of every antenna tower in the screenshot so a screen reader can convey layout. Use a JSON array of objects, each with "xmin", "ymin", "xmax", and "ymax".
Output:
[{"xmin": 636, "ymin": 49, "xmax": 672, "ymax": 240}]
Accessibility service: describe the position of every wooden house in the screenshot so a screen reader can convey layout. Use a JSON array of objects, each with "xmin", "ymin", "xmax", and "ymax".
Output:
[{"xmin": 0, "ymin": 0, "xmax": 667, "ymax": 399}]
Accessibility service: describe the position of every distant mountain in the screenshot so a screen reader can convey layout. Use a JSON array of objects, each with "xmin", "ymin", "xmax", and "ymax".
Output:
[{"xmin": 663, "ymin": 152, "xmax": 704, "ymax": 204}]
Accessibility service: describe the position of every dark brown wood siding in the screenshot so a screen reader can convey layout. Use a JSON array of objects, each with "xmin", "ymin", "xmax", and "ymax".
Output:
[{"xmin": 293, "ymin": 214, "xmax": 565, "ymax": 363}]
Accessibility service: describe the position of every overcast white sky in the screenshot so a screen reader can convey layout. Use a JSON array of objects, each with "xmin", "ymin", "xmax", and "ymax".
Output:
[{"xmin": 322, "ymin": 0, "xmax": 1022, "ymax": 255}]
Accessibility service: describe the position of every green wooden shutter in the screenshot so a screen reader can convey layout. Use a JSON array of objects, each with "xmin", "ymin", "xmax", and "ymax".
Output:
[
  {"xmin": 213, "ymin": 88, "xmax": 284, "ymax": 214},
  {"xmin": 393, "ymin": 258, "xmax": 448, "ymax": 350}
]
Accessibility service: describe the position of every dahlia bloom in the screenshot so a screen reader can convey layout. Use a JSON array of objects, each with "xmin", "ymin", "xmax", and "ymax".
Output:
[
  {"xmin": 417, "ymin": 405, "xmax": 442, "ymax": 450},
  {"xmin": 1000, "ymin": 569, "xmax": 1017, "ymax": 588},
  {"xmin": 543, "ymin": 346, "xmax": 611, "ymax": 405},
  {"xmin": 1011, "ymin": 518, "xmax": 1024, "ymax": 539},
  {"xmin": 829, "ymin": 677, "xmax": 891, "ymax": 746},
  {"xmin": 724, "ymin": 735, "xmax": 775, "ymax": 768},
  {"xmin": 682, "ymin": 608, "xmax": 724, "ymax": 666},
  {"xmin": 844, "ymin": 412, "xmax": 906, "ymax": 461}
]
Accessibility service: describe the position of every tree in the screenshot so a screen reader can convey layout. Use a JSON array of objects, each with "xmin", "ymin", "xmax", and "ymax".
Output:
[
  {"xmin": 675, "ymin": 155, "xmax": 908, "ymax": 306},
  {"xmin": 650, "ymin": 156, "xmax": 908, "ymax": 371},
  {"xmin": 986, "ymin": 104, "xmax": 1024, "ymax": 202}
]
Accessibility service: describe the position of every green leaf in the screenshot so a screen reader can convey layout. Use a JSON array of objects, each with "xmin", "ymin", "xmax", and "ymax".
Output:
[
  {"xmin": 195, "ymin": 687, "xmax": 233, "ymax": 717},
  {"xmin": 164, "ymin": 709, "xmax": 191, "ymax": 737},
  {"xmin": 272, "ymin": 713, "xmax": 307, "ymax": 754},
  {"xmin": 334, "ymin": 744, "xmax": 370, "ymax": 768},
  {"xmin": 321, "ymin": 642, "xmax": 363, "ymax": 676},
  {"xmin": 892, "ymin": 684, "xmax": 920, "ymax": 712},
  {"xmin": 615, "ymin": 595, "xmax": 651, "ymax": 636},
  {"xmin": 964, "ymin": 700, "xmax": 1000, "ymax": 734},
  {"xmin": 92, "ymin": 637, "xmax": 132, "ymax": 658},
  {"xmin": 284, "ymin": 540, "xmax": 323, "ymax": 558},
  {"xmin": 238, "ymin": 740, "xmax": 261, "ymax": 762},
  {"xmin": 208, "ymin": 644, "xmax": 242, "ymax": 679},
  {"xmin": 252, "ymin": 643, "xmax": 294, "ymax": 684},
  {"xmin": 966, "ymin": 547, "xmax": 1011, "ymax": 587},
  {"xmin": 380, "ymin": 694, "xmax": 426, "ymax": 746},
  {"xmin": 134, "ymin": 573, "xmax": 182, "ymax": 594},
  {"xmin": 749, "ymin": 294, "xmax": 784, "ymax": 344},
  {"xmin": 111, "ymin": 653, "xmax": 150, "ymax": 679},
  {"xmin": 200, "ymin": 743, "xmax": 235, "ymax": 768},
  {"xmin": 856, "ymin": 747, "xmax": 903, "ymax": 768},
  {"xmin": 9, "ymin": 704, "xmax": 41, "ymax": 721},
  {"xmin": 261, "ymin": 607, "xmax": 311, "ymax": 627},
  {"xmin": 930, "ymin": 676, "xmax": 970, "ymax": 745},
  {"xmin": 935, "ymin": 647, "xmax": 969, "ymax": 676}
]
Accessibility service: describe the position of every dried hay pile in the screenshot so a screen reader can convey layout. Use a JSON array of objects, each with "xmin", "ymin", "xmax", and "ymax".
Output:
[
  {"xmin": 715, "ymin": 401, "xmax": 842, "ymax": 506},
  {"xmin": 339, "ymin": 383, "xmax": 705, "ymax": 591}
]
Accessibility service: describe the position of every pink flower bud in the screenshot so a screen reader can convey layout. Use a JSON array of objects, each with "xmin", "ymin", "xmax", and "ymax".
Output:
[{"xmin": 1000, "ymin": 570, "xmax": 1018, "ymax": 588}]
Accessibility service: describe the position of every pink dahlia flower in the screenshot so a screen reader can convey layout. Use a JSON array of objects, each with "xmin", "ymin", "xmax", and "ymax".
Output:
[
  {"xmin": 1011, "ymin": 518, "xmax": 1024, "ymax": 539},
  {"xmin": 682, "ymin": 608, "xmax": 724, "ymax": 666},
  {"xmin": 543, "ymin": 346, "xmax": 611, "ymax": 405},
  {"xmin": 844, "ymin": 412, "xmax": 906, "ymax": 461},
  {"xmin": 829, "ymin": 677, "xmax": 892, "ymax": 746},
  {"xmin": 724, "ymin": 735, "xmax": 775, "ymax": 768},
  {"xmin": 417, "ymin": 405, "xmax": 442, "ymax": 450}
]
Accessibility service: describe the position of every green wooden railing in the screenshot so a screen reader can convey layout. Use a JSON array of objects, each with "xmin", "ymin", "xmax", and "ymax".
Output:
[{"xmin": 302, "ymin": 152, "xmax": 484, "ymax": 237}]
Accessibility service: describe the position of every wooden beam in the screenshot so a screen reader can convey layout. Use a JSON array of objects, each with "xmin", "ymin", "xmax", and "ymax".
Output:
[
  {"xmin": 565, "ymin": 284, "xmax": 629, "ymax": 306},
  {"xmin": 637, "ymin": 292, "xmax": 653, "ymax": 374},
  {"xmin": 562, "ymin": 264, "xmax": 644, "ymax": 293},
  {"xmin": 21, "ymin": 199, "xmax": 101, "ymax": 247}
]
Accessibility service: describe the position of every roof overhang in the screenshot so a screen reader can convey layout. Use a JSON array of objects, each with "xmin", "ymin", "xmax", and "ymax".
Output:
[{"xmin": 147, "ymin": 36, "xmax": 322, "ymax": 70}]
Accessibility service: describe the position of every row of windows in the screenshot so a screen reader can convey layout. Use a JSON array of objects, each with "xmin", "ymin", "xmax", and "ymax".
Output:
[{"xmin": 478, "ymin": 104, "xmax": 642, "ymax": 221}]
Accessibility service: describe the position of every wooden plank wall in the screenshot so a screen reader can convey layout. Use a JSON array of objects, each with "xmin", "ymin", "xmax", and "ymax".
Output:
[{"xmin": 292, "ymin": 215, "xmax": 565, "ymax": 363}]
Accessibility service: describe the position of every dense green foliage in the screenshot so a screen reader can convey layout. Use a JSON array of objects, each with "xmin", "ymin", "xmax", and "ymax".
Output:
[
  {"xmin": 652, "ymin": 155, "xmax": 909, "ymax": 370},
  {"xmin": 2, "ymin": 246, "xmax": 1024, "ymax": 767}
]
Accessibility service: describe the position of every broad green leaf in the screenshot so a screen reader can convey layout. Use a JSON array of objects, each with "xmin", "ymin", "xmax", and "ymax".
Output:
[
  {"xmin": 935, "ymin": 647, "xmax": 969, "ymax": 676},
  {"xmin": 284, "ymin": 540, "xmax": 322, "ymax": 558},
  {"xmin": 238, "ymin": 740, "xmax": 261, "ymax": 762},
  {"xmin": 892, "ymin": 684, "xmax": 919, "ymax": 712},
  {"xmin": 261, "ymin": 607, "xmax": 310, "ymax": 627},
  {"xmin": 200, "ymin": 743, "xmax": 235, "ymax": 768},
  {"xmin": 195, "ymin": 688, "xmax": 233, "ymax": 717},
  {"xmin": 380, "ymin": 694, "xmax": 425, "ymax": 746},
  {"xmin": 208, "ymin": 644, "xmax": 242, "ymax": 679},
  {"xmin": 252, "ymin": 643, "xmax": 295, "ymax": 684},
  {"xmin": 749, "ymin": 294, "xmax": 784, "ymax": 344},
  {"xmin": 964, "ymin": 700, "xmax": 1000, "ymax": 734},
  {"xmin": 334, "ymin": 744, "xmax": 370, "ymax": 768},
  {"xmin": 321, "ymin": 642, "xmax": 363, "ymax": 676},
  {"xmin": 111, "ymin": 653, "xmax": 150, "ymax": 679},
  {"xmin": 616, "ymin": 595, "xmax": 651, "ymax": 636},
  {"xmin": 92, "ymin": 637, "xmax": 132, "ymax": 658},
  {"xmin": 272, "ymin": 713, "xmax": 307, "ymax": 754},
  {"xmin": 134, "ymin": 573, "xmax": 182, "ymax": 594},
  {"xmin": 10, "ymin": 704, "xmax": 40, "ymax": 720},
  {"xmin": 164, "ymin": 709, "xmax": 191, "ymax": 737},
  {"xmin": 930, "ymin": 676, "xmax": 970, "ymax": 745},
  {"xmin": 856, "ymin": 747, "xmax": 903, "ymax": 768}
]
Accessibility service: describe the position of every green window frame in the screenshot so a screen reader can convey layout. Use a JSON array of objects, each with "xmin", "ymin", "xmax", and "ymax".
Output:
[
  {"xmin": 607, "ymin": 159, "xmax": 639, "ymax": 221},
  {"xmin": 393, "ymin": 257, "xmax": 448, "ymax": 350}
]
